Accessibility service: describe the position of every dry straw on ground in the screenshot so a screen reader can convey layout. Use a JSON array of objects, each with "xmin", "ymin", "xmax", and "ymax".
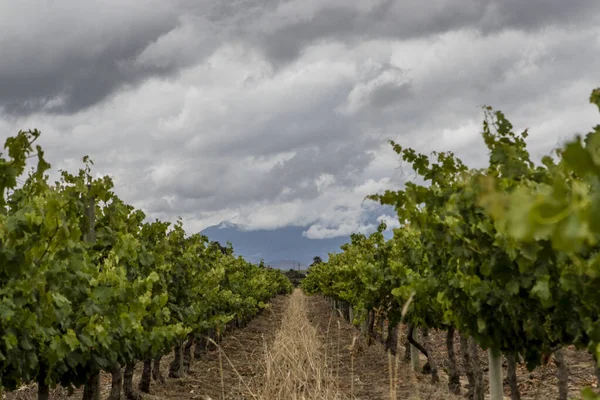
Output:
[
  {"xmin": 212, "ymin": 289, "xmax": 460, "ymax": 400},
  {"xmin": 257, "ymin": 288, "xmax": 348, "ymax": 400}
]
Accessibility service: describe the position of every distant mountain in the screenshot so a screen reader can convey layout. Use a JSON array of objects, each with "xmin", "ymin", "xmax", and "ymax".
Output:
[
  {"xmin": 201, "ymin": 222, "xmax": 349, "ymax": 268},
  {"xmin": 201, "ymin": 206, "xmax": 398, "ymax": 269}
]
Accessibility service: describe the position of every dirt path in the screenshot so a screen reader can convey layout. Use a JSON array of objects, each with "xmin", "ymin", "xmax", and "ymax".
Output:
[
  {"xmin": 256, "ymin": 289, "xmax": 346, "ymax": 399},
  {"xmin": 151, "ymin": 294, "xmax": 289, "ymax": 400},
  {"xmin": 8, "ymin": 290, "xmax": 594, "ymax": 400},
  {"xmin": 5, "ymin": 291, "xmax": 449, "ymax": 400}
]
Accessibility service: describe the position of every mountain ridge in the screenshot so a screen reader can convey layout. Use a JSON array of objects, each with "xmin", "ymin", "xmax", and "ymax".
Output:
[
  {"xmin": 201, "ymin": 206, "xmax": 397, "ymax": 269},
  {"xmin": 201, "ymin": 223, "xmax": 349, "ymax": 267}
]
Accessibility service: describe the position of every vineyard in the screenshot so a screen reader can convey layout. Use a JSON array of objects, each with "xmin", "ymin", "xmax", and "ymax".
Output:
[
  {"xmin": 0, "ymin": 131, "xmax": 292, "ymax": 399},
  {"xmin": 302, "ymin": 87, "xmax": 600, "ymax": 400},
  {"xmin": 2, "ymin": 86, "xmax": 600, "ymax": 400}
]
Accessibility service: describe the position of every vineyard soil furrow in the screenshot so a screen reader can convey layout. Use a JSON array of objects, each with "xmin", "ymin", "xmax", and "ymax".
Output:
[
  {"xmin": 5, "ymin": 289, "xmax": 598, "ymax": 399},
  {"xmin": 415, "ymin": 329, "xmax": 597, "ymax": 399},
  {"xmin": 150, "ymin": 294, "xmax": 289, "ymax": 400},
  {"xmin": 4, "ymin": 296, "xmax": 288, "ymax": 400},
  {"xmin": 306, "ymin": 295, "xmax": 460, "ymax": 400}
]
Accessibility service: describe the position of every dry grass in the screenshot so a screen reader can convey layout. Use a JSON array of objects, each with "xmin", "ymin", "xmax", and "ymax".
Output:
[
  {"xmin": 234, "ymin": 289, "xmax": 459, "ymax": 400},
  {"xmin": 3, "ymin": 291, "xmax": 465, "ymax": 400},
  {"xmin": 257, "ymin": 288, "xmax": 349, "ymax": 400}
]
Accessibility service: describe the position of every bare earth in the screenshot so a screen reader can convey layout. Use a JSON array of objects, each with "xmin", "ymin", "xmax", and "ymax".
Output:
[{"xmin": 4, "ymin": 291, "xmax": 598, "ymax": 400}]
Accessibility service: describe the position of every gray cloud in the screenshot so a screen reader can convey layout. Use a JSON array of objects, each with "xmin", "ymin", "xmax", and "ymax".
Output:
[
  {"xmin": 1, "ymin": 0, "xmax": 599, "ymax": 236},
  {"xmin": 0, "ymin": 1, "xmax": 194, "ymax": 115},
  {"xmin": 368, "ymin": 81, "xmax": 413, "ymax": 110},
  {"xmin": 4, "ymin": 0, "xmax": 599, "ymax": 117},
  {"xmin": 245, "ymin": 0, "xmax": 600, "ymax": 66}
]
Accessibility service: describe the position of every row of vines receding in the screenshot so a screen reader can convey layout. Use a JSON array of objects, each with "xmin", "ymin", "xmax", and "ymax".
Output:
[
  {"xmin": 0, "ymin": 129, "xmax": 293, "ymax": 399},
  {"xmin": 302, "ymin": 87, "xmax": 600, "ymax": 400}
]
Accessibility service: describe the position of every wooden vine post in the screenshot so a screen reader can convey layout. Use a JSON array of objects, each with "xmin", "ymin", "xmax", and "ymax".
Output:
[
  {"xmin": 410, "ymin": 328, "xmax": 420, "ymax": 372},
  {"xmin": 489, "ymin": 349, "xmax": 503, "ymax": 400},
  {"xmin": 83, "ymin": 187, "xmax": 101, "ymax": 400}
]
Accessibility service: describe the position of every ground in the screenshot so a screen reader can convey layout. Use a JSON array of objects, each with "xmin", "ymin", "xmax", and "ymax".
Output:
[{"xmin": 4, "ymin": 290, "xmax": 599, "ymax": 399}]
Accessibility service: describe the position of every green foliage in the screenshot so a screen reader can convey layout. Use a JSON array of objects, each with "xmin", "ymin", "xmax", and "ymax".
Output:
[
  {"xmin": 304, "ymin": 87, "xmax": 600, "ymax": 397},
  {"xmin": 311, "ymin": 256, "xmax": 323, "ymax": 266},
  {"xmin": 480, "ymin": 88, "xmax": 600, "ymax": 369},
  {"xmin": 284, "ymin": 269, "xmax": 306, "ymax": 287},
  {"xmin": 0, "ymin": 131, "xmax": 292, "ymax": 392}
]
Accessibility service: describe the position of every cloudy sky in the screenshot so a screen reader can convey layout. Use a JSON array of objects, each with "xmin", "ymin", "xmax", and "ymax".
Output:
[{"xmin": 1, "ymin": 0, "xmax": 599, "ymax": 238}]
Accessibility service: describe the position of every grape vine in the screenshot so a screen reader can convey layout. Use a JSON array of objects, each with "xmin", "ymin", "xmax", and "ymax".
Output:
[
  {"xmin": 303, "ymin": 87, "xmax": 600, "ymax": 400},
  {"xmin": 0, "ymin": 130, "xmax": 292, "ymax": 399}
]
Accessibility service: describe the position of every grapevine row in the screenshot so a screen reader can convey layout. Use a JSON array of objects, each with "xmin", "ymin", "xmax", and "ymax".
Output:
[
  {"xmin": 0, "ymin": 130, "xmax": 293, "ymax": 399},
  {"xmin": 303, "ymin": 87, "xmax": 600, "ymax": 400}
]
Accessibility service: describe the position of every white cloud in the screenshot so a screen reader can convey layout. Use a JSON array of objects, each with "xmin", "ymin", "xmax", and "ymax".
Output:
[{"xmin": 1, "ymin": 0, "xmax": 599, "ymax": 238}]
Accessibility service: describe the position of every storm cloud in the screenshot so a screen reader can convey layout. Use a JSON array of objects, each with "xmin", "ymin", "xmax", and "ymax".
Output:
[{"xmin": 1, "ymin": 0, "xmax": 599, "ymax": 237}]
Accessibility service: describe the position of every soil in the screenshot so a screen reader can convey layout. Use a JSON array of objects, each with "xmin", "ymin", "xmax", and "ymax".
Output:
[
  {"xmin": 386, "ymin": 318, "xmax": 598, "ymax": 399},
  {"xmin": 4, "ymin": 293, "xmax": 599, "ymax": 400},
  {"xmin": 149, "ymin": 294, "xmax": 289, "ymax": 400},
  {"xmin": 418, "ymin": 329, "xmax": 598, "ymax": 400},
  {"xmin": 305, "ymin": 295, "xmax": 458, "ymax": 400},
  {"xmin": 4, "ymin": 295, "xmax": 288, "ymax": 400}
]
